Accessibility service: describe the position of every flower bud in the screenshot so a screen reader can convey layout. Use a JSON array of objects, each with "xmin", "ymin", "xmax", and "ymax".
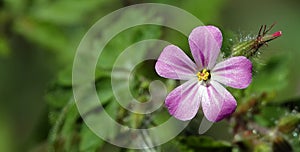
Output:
[{"xmin": 231, "ymin": 24, "xmax": 282, "ymax": 58}]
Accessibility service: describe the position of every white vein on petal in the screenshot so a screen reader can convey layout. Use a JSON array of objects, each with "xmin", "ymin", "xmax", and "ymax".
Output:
[{"xmin": 174, "ymin": 78, "xmax": 199, "ymax": 117}]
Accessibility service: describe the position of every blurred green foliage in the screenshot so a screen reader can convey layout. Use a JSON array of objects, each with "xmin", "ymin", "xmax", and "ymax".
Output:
[{"xmin": 0, "ymin": 0, "xmax": 299, "ymax": 152}]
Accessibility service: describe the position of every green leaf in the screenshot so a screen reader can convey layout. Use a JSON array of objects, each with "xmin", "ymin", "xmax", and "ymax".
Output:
[
  {"xmin": 152, "ymin": 109, "xmax": 170, "ymax": 125},
  {"xmin": 95, "ymin": 7, "xmax": 162, "ymax": 69},
  {"xmin": 96, "ymin": 78, "xmax": 114, "ymax": 105},
  {"xmin": 181, "ymin": 0, "xmax": 225, "ymax": 24},
  {"xmin": 82, "ymin": 99, "xmax": 119, "ymax": 141},
  {"xmin": 3, "ymin": 0, "xmax": 26, "ymax": 15},
  {"xmin": 253, "ymin": 106, "xmax": 287, "ymax": 127},
  {"xmin": 45, "ymin": 85, "xmax": 72, "ymax": 109},
  {"xmin": 29, "ymin": 0, "xmax": 113, "ymax": 25},
  {"xmin": 278, "ymin": 113, "xmax": 300, "ymax": 134},
  {"xmin": 55, "ymin": 64, "xmax": 111, "ymax": 87},
  {"xmin": 150, "ymin": 0, "xmax": 225, "ymax": 23},
  {"xmin": 246, "ymin": 55, "xmax": 289, "ymax": 94},
  {"xmin": 56, "ymin": 66, "xmax": 73, "ymax": 86},
  {"xmin": 161, "ymin": 138, "xmax": 194, "ymax": 152},
  {"xmin": 48, "ymin": 101, "xmax": 80, "ymax": 152},
  {"xmin": 0, "ymin": 113, "xmax": 13, "ymax": 152},
  {"xmin": 60, "ymin": 104, "xmax": 80, "ymax": 152},
  {"xmin": 79, "ymin": 124, "xmax": 104, "ymax": 152},
  {"xmin": 0, "ymin": 37, "xmax": 10, "ymax": 57},
  {"xmin": 177, "ymin": 136, "xmax": 232, "ymax": 152},
  {"xmin": 98, "ymin": 25, "xmax": 162, "ymax": 69},
  {"xmin": 254, "ymin": 143, "xmax": 272, "ymax": 152},
  {"xmin": 13, "ymin": 17, "xmax": 69, "ymax": 53}
]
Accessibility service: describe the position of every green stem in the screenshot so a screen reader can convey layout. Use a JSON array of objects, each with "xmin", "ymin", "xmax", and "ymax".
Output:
[
  {"xmin": 231, "ymin": 31, "xmax": 282, "ymax": 58},
  {"xmin": 231, "ymin": 40, "xmax": 254, "ymax": 57},
  {"xmin": 48, "ymin": 98, "xmax": 74, "ymax": 152}
]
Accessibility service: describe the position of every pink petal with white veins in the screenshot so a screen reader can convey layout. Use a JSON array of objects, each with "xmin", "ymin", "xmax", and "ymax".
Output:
[
  {"xmin": 212, "ymin": 56, "xmax": 252, "ymax": 89},
  {"xmin": 155, "ymin": 45, "xmax": 197, "ymax": 80},
  {"xmin": 165, "ymin": 79, "xmax": 204, "ymax": 121},
  {"xmin": 188, "ymin": 26, "xmax": 223, "ymax": 69},
  {"xmin": 201, "ymin": 81, "xmax": 237, "ymax": 122}
]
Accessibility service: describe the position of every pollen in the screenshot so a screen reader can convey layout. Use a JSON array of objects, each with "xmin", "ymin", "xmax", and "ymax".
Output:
[{"xmin": 197, "ymin": 69, "xmax": 210, "ymax": 81}]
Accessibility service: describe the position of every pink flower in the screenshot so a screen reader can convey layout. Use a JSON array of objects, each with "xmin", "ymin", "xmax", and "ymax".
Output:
[{"xmin": 155, "ymin": 26, "xmax": 252, "ymax": 122}]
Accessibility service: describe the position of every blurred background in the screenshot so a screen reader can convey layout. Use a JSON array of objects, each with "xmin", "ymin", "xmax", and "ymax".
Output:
[{"xmin": 0, "ymin": 0, "xmax": 299, "ymax": 151}]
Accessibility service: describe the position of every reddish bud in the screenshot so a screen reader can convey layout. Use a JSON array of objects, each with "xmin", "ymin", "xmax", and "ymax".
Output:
[{"xmin": 272, "ymin": 31, "xmax": 282, "ymax": 38}]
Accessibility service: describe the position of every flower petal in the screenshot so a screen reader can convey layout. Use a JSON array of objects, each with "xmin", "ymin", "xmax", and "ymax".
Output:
[
  {"xmin": 201, "ymin": 81, "xmax": 237, "ymax": 122},
  {"xmin": 155, "ymin": 45, "xmax": 197, "ymax": 80},
  {"xmin": 165, "ymin": 79, "xmax": 203, "ymax": 121},
  {"xmin": 188, "ymin": 26, "xmax": 223, "ymax": 69},
  {"xmin": 212, "ymin": 56, "xmax": 252, "ymax": 89}
]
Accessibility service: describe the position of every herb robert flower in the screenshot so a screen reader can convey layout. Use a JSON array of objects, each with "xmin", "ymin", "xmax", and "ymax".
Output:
[{"xmin": 155, "ymin": 26, "xmax": 252, "ymax": 122}]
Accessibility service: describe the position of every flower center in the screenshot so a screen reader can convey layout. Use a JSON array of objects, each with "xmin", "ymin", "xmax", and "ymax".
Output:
[{"xmin": 197, "ymin": 69, "xmax": 211, "ymax": 81}]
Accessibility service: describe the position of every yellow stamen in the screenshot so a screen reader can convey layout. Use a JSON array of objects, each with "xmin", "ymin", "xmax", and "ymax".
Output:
[{"xmin": 197, "ymin": 69, "xmax": 210, "ymax": 81}]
